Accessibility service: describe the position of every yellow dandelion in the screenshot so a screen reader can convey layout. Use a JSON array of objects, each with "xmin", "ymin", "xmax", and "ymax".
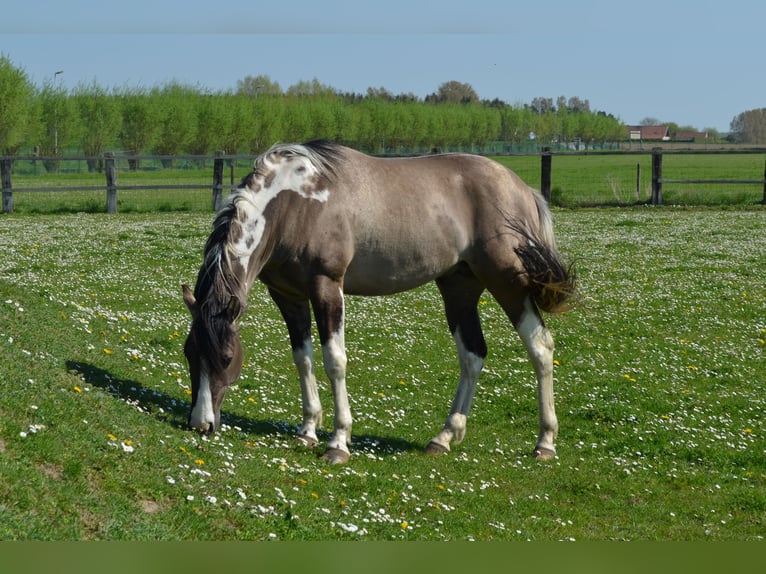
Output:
[
  {"xmin": 73, "ymin": 385, "xmax": 82, "ymax": 393},
  {"xmin": 311, "ymin": 492, "xmax": 319, "ymax": 499},
  {"xmin": 183, "ymin": 388, "xmax": 192, "ymax": 395},
  {"xmin": 103, "ymin": 348, "xmax": 112, "ymax": 355},
  {"xmin": 744, "ymin": 428, "xmax": 753, "ymax": 434},
  {"xmin": 401, "ymin": 521, "xmax": 409, "ymax": 529},
  {"xmin": 553, "ymin": 359, "xmax": 560, "ymax": 366},
  {"xmin": 248, "ymin": 397, "xmax": 255, "ymax": 403},
  {"xmin": 107, "ymin": 433, "xmax": 117, "ymax": 441},
  {"xmin": 195, "ymin": 458, "xmax": 204, "ymax": 466}
]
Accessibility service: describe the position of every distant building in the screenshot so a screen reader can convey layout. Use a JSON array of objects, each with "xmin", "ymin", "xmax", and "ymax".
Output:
[
  {"xmin": 625, "ymin": 125, "xmax": 671, "ymax": 141},
  {"xmin": 674, "ymin": 130, "xmax": 709, "ymax": 142}
]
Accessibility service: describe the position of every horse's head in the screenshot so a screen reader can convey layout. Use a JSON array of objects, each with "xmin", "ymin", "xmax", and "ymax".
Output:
[{"xmin": 182, "ymin": 284, "xmax": 244, "ymax": 435}]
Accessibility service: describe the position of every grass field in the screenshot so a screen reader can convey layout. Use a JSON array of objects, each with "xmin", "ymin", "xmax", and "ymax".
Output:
[
  {"xmin": 5, "ymin": 152, "xmax": 766, "ymax": 213},
  {"xmin": 0, "ymin": 205, "xmax": 764, "ymax": 540}
]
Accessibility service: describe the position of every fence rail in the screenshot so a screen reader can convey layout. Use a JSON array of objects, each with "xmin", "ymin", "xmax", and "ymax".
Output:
[
  {"xmin": 649, "ymin": 147, "xmax": 766, "ymax": 205},
  {"xmin": 3, "ymin": 149, "xmax": 766, "ymax": 214},
  {"xmin": 1, "ymin": 152, "xmax": 252, "ymax": 214}
]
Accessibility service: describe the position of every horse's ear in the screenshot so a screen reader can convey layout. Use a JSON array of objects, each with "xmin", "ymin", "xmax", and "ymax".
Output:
[
  {"xmin": 226, "ymin": 297, "xmax": 242, "ymax": 322},
  {"xmin": 182, "ymin": 284, "xmax": 197, "ymax": 316}
]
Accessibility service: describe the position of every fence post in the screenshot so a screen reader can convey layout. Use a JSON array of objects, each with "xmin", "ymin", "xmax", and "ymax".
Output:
[
  {"xmin": 651, "ymin": 147, "xmax": 663, "ymax": 205},
  {"xmin": 541, "ymin": 147, "xmax": 552, "ymax": 203},
  {"xmin": 762, "ymin": 156, "xmax": 766, "ymax": 205},
  {"xmin": 105, "ymin": 153, "xmax": 117, "ymax": 214},
  {"xmin": 1, "ymin": 158, "xmax": 12, "ymax": 214},
  {"xmin": 636, "ymin": 162, "xmax": 641, "ymax": 201},
  {"xmin": 212, "ymin": 151, "xmax": 225, "ymax": 212}
]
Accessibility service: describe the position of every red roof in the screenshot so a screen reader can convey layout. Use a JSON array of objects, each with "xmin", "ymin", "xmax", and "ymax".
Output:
[{"xmin": 626, "ymin": 125, "xmax": 670, "ymax": 141}]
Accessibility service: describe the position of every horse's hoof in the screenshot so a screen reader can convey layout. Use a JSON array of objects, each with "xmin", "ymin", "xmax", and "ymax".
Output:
[
  {"xmin": 295, "ymin": 434, "xmax": 318, "ymax": 448},
  {"xmin": 322, "ymin": 448, "xmax": 350, "ymax": 464},
  {"xmin": 424, "ymin": 441, "xmax": 449, "ymax": 455},
  {"xmin": 533, "ymin": 447, "xmax": 556, "ymax": 461}
]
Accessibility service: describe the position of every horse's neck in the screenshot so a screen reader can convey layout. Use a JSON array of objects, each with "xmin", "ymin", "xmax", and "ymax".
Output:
[{"xmin": 225, "ymin": 230, "xmax": 273, "ymax": 299}]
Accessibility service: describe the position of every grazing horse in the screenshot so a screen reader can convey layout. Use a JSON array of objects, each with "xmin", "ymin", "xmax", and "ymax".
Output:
[{"xmin": 182, "ymin": 140, "xmax": 575, "ymax": 464}]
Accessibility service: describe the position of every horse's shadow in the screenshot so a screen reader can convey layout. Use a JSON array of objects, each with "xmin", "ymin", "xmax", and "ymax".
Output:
[{"xmin": 66, "ymin": 360, "xmax": 421, "ymax": 457}]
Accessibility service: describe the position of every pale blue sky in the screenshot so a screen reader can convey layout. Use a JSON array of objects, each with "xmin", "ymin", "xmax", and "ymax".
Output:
[{"xmin": 2, "ymin": 0, "xmax": 763, "ymax": 132}]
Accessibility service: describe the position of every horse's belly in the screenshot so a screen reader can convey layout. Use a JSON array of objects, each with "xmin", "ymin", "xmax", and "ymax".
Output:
[{"xmin": 343, "ymin": 248, "xmax": 460, "ymax": 296}]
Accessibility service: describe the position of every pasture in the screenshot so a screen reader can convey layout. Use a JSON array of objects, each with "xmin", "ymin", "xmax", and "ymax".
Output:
[{"xmin": 0, "ymin": 206, "xmax": 764, "ymax": 540}]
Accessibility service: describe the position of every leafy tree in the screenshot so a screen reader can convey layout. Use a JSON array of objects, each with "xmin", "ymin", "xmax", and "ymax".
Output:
[
  {"xmin": 531, "ymin": 97, "xmax": 554, "ymax": 115},
  {"xmin": 286, "ymin": 78, "xmax": 336, "ymax": 97},
  {"xmin": 236, "ymin": 74, "xmax": 282, "ymax": 97},
  {"xmin": 366, "ymin": 86, "xmax": 394, "ymax": 100},
  {"xmin": 118, "ymin": 87, "xmax": 161, "ymax": 168},
  {"xmin": 152, "ymin": 83, "xmax": 198, "ymax": 165},
  {"xmin": 429, "ymin": 80, "xmax": 479, "ymax": 104},
  {"xmin": 0, "ymin": 55, "xmax": 36, "ymax": 154},
  {"xmin": 730, "ymin": 108, "xmax": 766, "ymax": 144},
  {"xmin": 36, "ymin": 79, "xmax": 78, "ymax": 169},
  {"xmin": 71, "ymin": 81, "xmax": 122, "ymax": 171}
]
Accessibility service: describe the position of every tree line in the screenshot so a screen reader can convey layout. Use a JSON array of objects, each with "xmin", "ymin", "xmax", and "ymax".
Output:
[{"xmin": 2, "ymin": 56, "xmax": 627, "ymax": 165}]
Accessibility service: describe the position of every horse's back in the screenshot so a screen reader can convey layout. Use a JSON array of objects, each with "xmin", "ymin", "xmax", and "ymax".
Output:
[{"xmin": 324, "ymin": 148, "xmax": 540, "ymax": 295}]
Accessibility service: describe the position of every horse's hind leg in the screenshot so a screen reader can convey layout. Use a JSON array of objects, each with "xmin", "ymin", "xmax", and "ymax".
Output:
[
  {"xmin": 268, "ymin": 289, "xmax": 323, "ymax": 447},
  {"xmin": 492, "ymin": 288, "xmax": 558, "ymax": 460},
  {"xmin": 426, "ymin": 267, "xmax": 487, "ymax": 455}
]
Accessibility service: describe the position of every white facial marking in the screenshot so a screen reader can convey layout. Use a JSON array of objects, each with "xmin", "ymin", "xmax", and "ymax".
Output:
[{"xmin": 189, "ymin": 368, "xmax": 215, "ymax": 430}]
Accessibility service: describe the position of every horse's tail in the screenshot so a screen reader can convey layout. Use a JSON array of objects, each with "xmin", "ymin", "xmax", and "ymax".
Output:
[{"xmin": 507, "ymin": 189, "xmax": 577, "ymax": 314}]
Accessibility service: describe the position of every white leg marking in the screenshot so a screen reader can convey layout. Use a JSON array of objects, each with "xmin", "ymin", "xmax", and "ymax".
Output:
[
  {"xmin": 293, "ymin": 338, "xmax": 322, "ymax": 443},
  {"xmin": 323, "ymin": 315, "xmax": 351, "ymax": 454},
  {"xmin": 517, "ymin": 298, "xmax": 558, "ymax": 455},
  {"xmin": 430, "ymin": 327, "xmax": 484, "ymax": 451},
  {"xmin": 189, "ymin": 367, "xmax": 215, "ymax": 431}
]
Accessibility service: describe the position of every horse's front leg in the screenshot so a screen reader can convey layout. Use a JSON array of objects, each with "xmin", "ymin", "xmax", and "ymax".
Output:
[
  {"xmin": 268, "ymin": 290, "xmax": 323, "ymax": 447},
  {"xmin": 311, "ymin": 276, "xmax": 351, "ymax": 464}
]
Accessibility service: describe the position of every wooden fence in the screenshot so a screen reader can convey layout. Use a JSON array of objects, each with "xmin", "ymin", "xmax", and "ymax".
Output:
[
  {"xmin": 649, "ymin": 147, "xmax": 766, "ymax": 205},
  {"xmin": 1, "ymin": 152, "xmax": 249, "ymax": 214},
  {"xmin": 3, "ymin": 149, "xmax": 766, "ymax": 214}
]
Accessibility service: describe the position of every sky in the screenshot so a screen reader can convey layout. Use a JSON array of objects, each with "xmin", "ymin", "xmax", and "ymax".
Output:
[{"xmin": 2, "ymin": 0, "xmax": 764, "ymax": 133}]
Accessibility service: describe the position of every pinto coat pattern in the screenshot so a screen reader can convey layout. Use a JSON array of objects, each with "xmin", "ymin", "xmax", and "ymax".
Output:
[{"xmin": 183, "ymin": 140, "xmax": 576, "ymax": 463}]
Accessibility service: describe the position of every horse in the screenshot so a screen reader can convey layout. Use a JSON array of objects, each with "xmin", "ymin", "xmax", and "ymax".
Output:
[{"xmin": 182, "ymin": 140, "xmax": 576, "ymax": 464}]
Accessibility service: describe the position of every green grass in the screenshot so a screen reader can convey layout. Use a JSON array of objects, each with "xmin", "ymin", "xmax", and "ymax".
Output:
[
  {"xmin": 494, "ymin": 153, "xmax": 766, "ymax": 206},
  {"xmin": 0, "ymin": 207, "xmax": 764, "ymax": 540}
]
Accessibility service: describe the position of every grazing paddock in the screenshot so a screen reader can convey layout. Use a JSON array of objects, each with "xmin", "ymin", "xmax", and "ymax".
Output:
[{"xmin": 0, "ymin": 207, "xmax": 764, "ymax": 540}]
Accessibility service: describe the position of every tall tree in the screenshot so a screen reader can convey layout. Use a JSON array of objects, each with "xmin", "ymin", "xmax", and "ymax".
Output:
[
  {"xmin": 236, "ymin": 74, "xmax": 282, "ymax": 97},
  {"xmin": 37, "ymin": 78, "xmax": 78, "ymax": 169},
  {"xmin": 730, "ymin": 108, "xmax": 766, "ymax": 144},
  {"xmin": 72, "ymin": 81, "xmax": 122, "ymax": 171},
  {"xmin": 119, "ymin": 87, "xmax": 161, "ymax": 168},
  {"xmin": 152, "ymin": 83, "xmax": 198, "ymax": 164},
  {"xmin": 0, "ymin": 55, "xmax": 36, "ymax": 154},
  {"xmin": 431, "ymin": 80, "xmax": 479, "ymax": 104}
]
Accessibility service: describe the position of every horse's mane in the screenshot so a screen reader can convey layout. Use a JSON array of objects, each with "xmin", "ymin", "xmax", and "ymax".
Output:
[
  {"xmin": 191, "ymin": 140, "xmax": 342, "ymax": 370},
  {"xmin": 258, "ymin": 139, "xmax": 342, "ymax": 178}
]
